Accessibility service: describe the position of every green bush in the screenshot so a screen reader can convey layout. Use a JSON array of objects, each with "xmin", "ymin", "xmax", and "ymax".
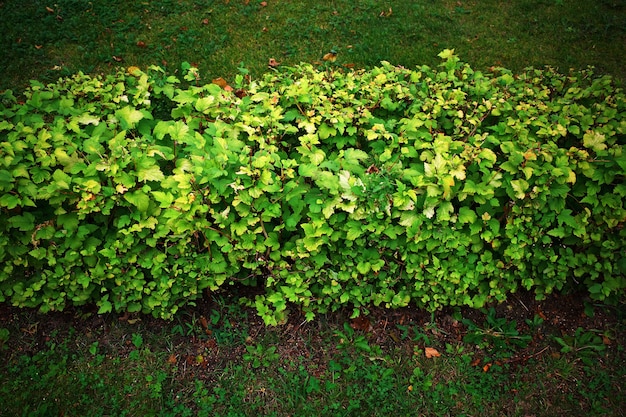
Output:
[{"xmin": 1, "ymin": 51, "xmax": 624, "ymax": 324}]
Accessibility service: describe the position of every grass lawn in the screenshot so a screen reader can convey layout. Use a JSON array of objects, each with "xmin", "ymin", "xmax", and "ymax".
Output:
[
  {"xmin": 1, "ymin": 0, "xmax": 625, "ymax": 92},
  {"xmin": 0, "ymin": 0, "xmax": 625, "ymax": 415}
]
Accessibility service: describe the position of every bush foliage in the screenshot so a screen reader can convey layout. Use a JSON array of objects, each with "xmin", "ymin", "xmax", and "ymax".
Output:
[{"xmin": 1, "ymin": 52, "xmax": 624, "ymax": 324}]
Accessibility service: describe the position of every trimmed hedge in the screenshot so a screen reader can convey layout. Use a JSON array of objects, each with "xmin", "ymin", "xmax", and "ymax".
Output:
[{"xmin": 0, "ymin": 51, "xmax": 624, "ymax": 324}]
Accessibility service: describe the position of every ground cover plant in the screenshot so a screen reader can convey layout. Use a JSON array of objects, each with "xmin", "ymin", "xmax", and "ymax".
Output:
[
  {"xmin": 0, "ymin": 291, "xmax": 624, "ymax": 416},
  {"xmin": 1, "ymin": 0, "xmax": 625, "ymax": 415}
]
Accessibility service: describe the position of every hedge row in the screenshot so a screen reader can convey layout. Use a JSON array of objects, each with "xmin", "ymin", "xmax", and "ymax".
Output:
[{"xmin": 0, "ymin": 52, "xmax": 624, "ymax": 323}]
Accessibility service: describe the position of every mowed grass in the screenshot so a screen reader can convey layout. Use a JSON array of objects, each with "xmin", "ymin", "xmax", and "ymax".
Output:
[{"xmin": 0, "ymin": 0, "xmax": 625, "ymax": 92}]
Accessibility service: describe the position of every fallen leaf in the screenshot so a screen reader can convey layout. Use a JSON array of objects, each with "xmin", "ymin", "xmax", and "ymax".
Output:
[
  {"xmin": 35, "ymin": 45, "xmax": 43, "ymax": 50},
  {"xmin": 260, "ymin": 1, "xmax": 267, "ymax": 6},
  {"xmin": 136, "ymin": 41, "xmax": 147, "ymax": 48},
  {"xmin": 167, "ymin": 354, "xmax": 177, "ymax": 365},
  {"xmin": 350, "ymin": 316, "xmax": 371, "ymax": 332},
  {"xmin": 483, "ymin": 362, "xmax": 492, "ymax": 372},
  {"xmin": 202, "ymin": 18, "xmax": 209, "ymax": 25},
  {"xmin": 323, "ymin": 51, "xmax": 337, "ymax": 62},
  {"xmin": 46, "ymin": 6, "xmax": 55, "ymax": 13},
  {"xmin": 199, "ymin": 316, "xmax": 208, "ymax": 330},
  {"xmin": 268, "ymin": 58, "xmax": 280, "ymax": 68},
  {"xmin": 471, "ymin": 357, "xmax": 481, "ymax": 367},
  {"xmin": 425, "ymin": 347, "xmax": 441, "ymax": 358},
  {"xmin": 112, "ymin": 55, "xmax": 123, "ymax": 62}
]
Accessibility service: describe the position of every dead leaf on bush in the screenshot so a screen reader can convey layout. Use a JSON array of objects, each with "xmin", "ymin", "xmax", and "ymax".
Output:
[
  {"xmin": 424, "ymin": 347, "xmax": 441, "ymax": 358},
  {"xmin": 212, "ymin": 77, "xmax": 229, "ymax": 88}
]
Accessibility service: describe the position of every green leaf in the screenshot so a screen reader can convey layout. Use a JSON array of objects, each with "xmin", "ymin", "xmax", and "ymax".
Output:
[
  {"xmin": 97, "ymin": 298, "xmax": 113, "ymax": 314},
  {"xmin": 318, "ymin": 123, "xmax": 337, "ymax": 140},
  {"xmin": 123, "ymin": 190, "xmax": 151, "ymax": 213},
  {"xmin": 52, "ymin": 169, "xmax": 72, "ymax": 189},
  {"xmin": 137, "ymin": 159, "xmax": 165, "ymax": 183},
  {"xmin": 582, "ymin": 131, "xmax": 607, "ymax": 152},
  {"xmin": 116, "ymin": 106, "xmax": 145, "ymax": 129},
  {"xmin": 8, "ymin": 213, "xmax": 35, "ymax": 231},
  {"xmin": 458, "ymin": 207, "xmax": 477, "ymax": 224}
]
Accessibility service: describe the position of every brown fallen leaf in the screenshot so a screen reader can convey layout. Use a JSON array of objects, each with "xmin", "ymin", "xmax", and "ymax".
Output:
[
  {"xmin": 35, "ymin": 45, "xmax": 43, "ymax": 50},
  {"xmin": 136, "ymin": 40, "xmax": 147, "ymax": 48},
  {"xmin": 167, "ymin": 354, "xmax": 177, "ymax": 365},
  {"xmin": 350, "ymin": 316, "xmax": 372, "ymax": 332},
  {"xmin": 112, "ymin": 55, "xmax": 123, "ymax": 62},
  {"xmin": 260, "ymin": 1, "xmax": 267, "ymax": 6},
  {"xmin": 268, "ymin": 58, "xmax": 280, "ymax": 68},
  {"xmin": 425, "ymin": 347, "xmax": 441, "ymax": 358},
  {"xmin": 322, "ymin": 51, "xmax": 337, "ymax": 62}
]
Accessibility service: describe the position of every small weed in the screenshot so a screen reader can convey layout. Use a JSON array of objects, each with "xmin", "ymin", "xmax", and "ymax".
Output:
[
  {"xmin": 460, "ymin": 308, "xmax": 532, "ymax": 353},
  {"xmin": 0, "ymin": 328, "xmax": 9, "ymax": 349},
  {"xmin": 553, "ymin": 327, "xmax": 607, "ymax": 358},
  {"xmin": 243, "ymin": 343, "xmax": 279, "ymax": 368}
]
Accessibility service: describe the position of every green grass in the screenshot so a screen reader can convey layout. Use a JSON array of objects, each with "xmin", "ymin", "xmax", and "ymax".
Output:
[
  {"xmin": 1, "ymin": 295, "xmax": 625, "ymax": 416},
  {"xmin": 1, "ymin": 0, "xmax": 625, "ymax": 93}
]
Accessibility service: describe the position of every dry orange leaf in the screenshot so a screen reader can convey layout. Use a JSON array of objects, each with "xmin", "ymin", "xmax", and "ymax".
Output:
[
  {"xmin": 424, "ymin": 347, "xmax": 441, "ymax": 358},
  {"xmin": 45, "ymin": 6, "xmax": 54, "ymax": 13},
  {"xmin": 167, "ymin": 354, "xmax": 177, "ymax": 365},
  {"xmin": 212, "ymin": 77, "xmax": 229, "ymax": 88},
  {"xmin": 260, "ymin": 1, "xmax": 267, "ymax": 6}
]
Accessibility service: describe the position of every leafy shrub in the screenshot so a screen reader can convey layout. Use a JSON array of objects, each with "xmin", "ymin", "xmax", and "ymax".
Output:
[{"xmin": 1, "ymin": 51, "xmax": 624, "ymax": 324}]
